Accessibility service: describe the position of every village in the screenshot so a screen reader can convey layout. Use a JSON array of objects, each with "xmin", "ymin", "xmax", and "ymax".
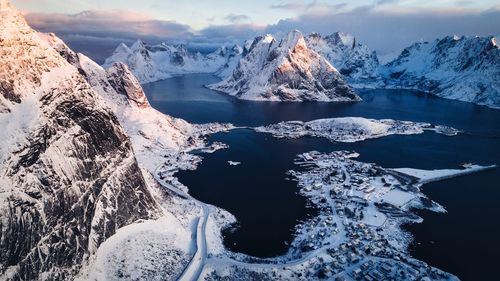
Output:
[{"xmin": 282, "ymin": 150, "xmax": 457, "ymax": 280}]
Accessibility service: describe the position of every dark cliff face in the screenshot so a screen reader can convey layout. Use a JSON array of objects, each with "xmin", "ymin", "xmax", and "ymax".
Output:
[
  {"xmin": 0, "ymin": 5, "xmax": 160, "ymax": 280},
  {"xmin": 106, "ymin": 62, "xmax": 151, "ymax": 109}
]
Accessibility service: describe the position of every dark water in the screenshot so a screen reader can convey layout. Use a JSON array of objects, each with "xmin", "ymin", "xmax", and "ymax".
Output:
[{"xmin": 143, "ymin": 74, "xmax": 500, "ymax": 280}]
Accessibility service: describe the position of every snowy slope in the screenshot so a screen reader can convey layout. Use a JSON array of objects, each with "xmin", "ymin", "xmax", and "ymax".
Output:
[
  {"xmin": 103, "ymin": 40, "xmax": 243, "ymax": 83},
  {"xmin": 208, "ymin": 30, "xmax": 360, "ymax": 102},
  {"xmin": 382, "ymin": 35, "xmax": 500, "ymax": 109},
  {"xmin": 212, "ymin": 44, "xmax": 244, "ymax": 79},
  {"xmin": 0, "ymin": 3, "xmax": 161, "ymax": 280},
  {"xmin": 37, "ymin": 30, "xmax": 236, "ymax": 281},
  {"xmin": 43, "ymin": 34, "xmax": 233, "ymax": 170},
  {"xmin": 306, "ymin": 32, "xmax": 382, "ymax": 84}
]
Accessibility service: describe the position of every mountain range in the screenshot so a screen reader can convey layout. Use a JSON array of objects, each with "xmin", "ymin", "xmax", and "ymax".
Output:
[
  {"xmin": 207, "ymin": 30, "xmax": 360, "ymax": 102},
  {"xmin": 0, "ymin": 0, "xmax": 498, "ymax": 279},
  {"xmin": 381, "ymin": 35, "xmax": 499, "ymax": 108},
  {"xmin": 103, "ymin": 40, "xmax": 243, "ymax": 84},
  {"xmin": 104, "ymin": 30, "xmax": 499, "ymax": 108}
]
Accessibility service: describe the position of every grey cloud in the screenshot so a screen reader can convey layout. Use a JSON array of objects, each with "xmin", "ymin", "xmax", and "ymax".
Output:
[
  {"xmin": 270, "ymin": 1, "xmax": 347, "ymax": 11},
  {"xmin": 375, "ymin": 0, "xmax": 400, "ymax": 5},
  {"xmin": 224, "ymin": 14, "xmax": 251, "ymax": 23},
  {"xmin": 266, "ymin": 6, "xmax": 500, "ymax": 56},
  {"xmin": 25, "ymin": 10, "xmax": 194, "ymax": 63},
  {"xmin": 270, "ymin": 2, "xmax": 305, "ymax": 10},
  {"xmin": 197, "ymin": 23, "xmax": 266, "ymax": 43},
  {"xmin": 23, "ymin": 5, "xmax": 500, "ymax": 64}
]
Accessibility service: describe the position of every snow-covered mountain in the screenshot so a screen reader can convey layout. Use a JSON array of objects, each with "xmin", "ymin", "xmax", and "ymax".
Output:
[
  {"xmin": 208, "ymin": 30, "xmax": 360, "ymax": 102},
  {"xmin": 305, "ymin": 32, "xmax": 381, "ymax": 84},
  {"xmin": 382, "ymin": 35, "xmax": 500, "ymax": 109},
  {"xmin": 0, "ymin": 2, "xmax": 238, "ymax": 280},
  {"xmin": 103, "ymin": 40, "xmax": 243, "ymax": 83},
  {"xmin": 0, "ymin": 4, "xmax": 162, "ymax": 280}
]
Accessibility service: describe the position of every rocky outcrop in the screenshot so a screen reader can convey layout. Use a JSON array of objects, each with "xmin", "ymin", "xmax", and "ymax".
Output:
[
  {"xmin": 208, "ymin": 30, "xmax": 360, "ymax": 102},
  {"xmin": 0, "ymin": 3, "xmax": 160, "ymax": 280},
  {"xmin": 106, "ymin": 62, "xmax": 150, "ymax": 108}
]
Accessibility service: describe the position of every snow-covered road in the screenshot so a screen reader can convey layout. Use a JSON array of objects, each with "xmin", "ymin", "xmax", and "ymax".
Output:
[
  {"xmin": 153, "ymin": 159, "xmax": 497, "ymax": 280},
  {"xmin": 154, "ymin": 164, "xmax": 209, "ymax": 281},
  {"xmin": 178, "ymin": 203, "xmax": 209, "ymax": 281}
]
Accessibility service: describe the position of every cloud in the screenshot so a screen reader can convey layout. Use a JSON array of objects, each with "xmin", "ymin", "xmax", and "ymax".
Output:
[
  {"xmin": 270, "ymin": 1, "xmax": 347, "ymax": 12},
  {"xmin": 270, "ymin": 2, "xmax": 306, "ymax": 10},
  {"xmin": 267, "ymin": 5, "xmax": 500, "ymax": 55},
  {"xmin": 24, "ymin": 10, "xmax": 194, "ymax": 63},
  {"xmin": 26, "ymin": 10, "xmax": 193, "ymax": 39},
  {"xmin": 22, "ymin": 4, "xmax": 500, "ymax": 64},
  {"xmin": 374, "ymin": 0, "xmax": 400, "ymax": 5},
  {"xmin": 197, "ymin": 23, "xmax": 266, "ymax": 44},
  {"xmin": 224, "ymin": 13, "xmax": 251, "ymax": 23}
]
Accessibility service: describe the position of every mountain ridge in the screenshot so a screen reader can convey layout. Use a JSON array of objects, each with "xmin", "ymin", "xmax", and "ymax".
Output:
[
  {"xmin": 0, "ymin": 4, "xmax": 162, "ymax": 280},
  {"xmin": 382, "ymin": 35, "xmax": 500, "ymax": 108},
  {"xmin": 103, "ymin": 40, "xmax": 243, "ymax": 83},
  {"xmin": 103, "ymin": 30, "xmax": 499, "ymax": 108},
  {"xmin": 207, "ymin": 30, "xmax": 360, "ymax": 102},
  {"xmin": 305, "ymin": 32, "xmax": 382, "ymax": 84}
]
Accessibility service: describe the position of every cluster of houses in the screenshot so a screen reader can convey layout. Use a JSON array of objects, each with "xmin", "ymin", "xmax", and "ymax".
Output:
[{"xmin": 287, "ymin": 151, "xmax": 455, "ymax": 280}]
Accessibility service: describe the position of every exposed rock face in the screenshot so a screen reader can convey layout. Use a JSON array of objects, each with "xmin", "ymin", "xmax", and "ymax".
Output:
[
  {"xmin": 208, "ymin": 30, "xmax": 360, "ymax": 102},
  {"xmin": 382, "ymin": 35, "xmax": 500, "ymax": 109},
  {"xmin": 306, "ymin": 32, "xmax": 381, "ymax": 83},
  {"xmin": 106, "ymin": 62, "xmax": 150, "ymax": 108},
  {"xmin": 40, "ymin": 32, "xmax": 215, "ymax": 177},
  {"xmin": 103, "ymin": 40, "xmax": 243, "ymax": 83},
  {"xmin": 0, "ymin": 3, "xmax": 160, "ymax": 280},
  {"xmin": 40, "ymin": 33, "xmax": 150, "ymax": 110}
]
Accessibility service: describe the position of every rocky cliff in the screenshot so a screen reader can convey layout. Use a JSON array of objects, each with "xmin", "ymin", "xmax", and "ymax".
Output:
[{"xmin": 0, "ymin": 3, "xmax": 161, "ymax": 280}]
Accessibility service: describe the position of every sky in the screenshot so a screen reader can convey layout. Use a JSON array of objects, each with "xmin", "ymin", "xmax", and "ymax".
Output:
[{"xmin": 11, "ymin": 0, "xmax": 500, "ymax": 63}]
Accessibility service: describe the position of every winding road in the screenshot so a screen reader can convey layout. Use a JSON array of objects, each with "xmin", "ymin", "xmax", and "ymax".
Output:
[
  {"xmin": 178, "ymin": 203, "xmax": 209, "ymax": 281},
  {"xmin": 154, "ymin": 161, "xmax": 497, "ymax": 280},
  {"xmin": 154, "ymin": 164, "xmax": 210, "ymax": 281}
]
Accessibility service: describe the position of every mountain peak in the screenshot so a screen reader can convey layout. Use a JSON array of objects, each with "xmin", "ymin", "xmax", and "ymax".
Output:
[
  {"xmin": 208, "ymin": 30, "xmax": 358, "ymax": 102},
  {"xmin": 282, "ymin": 30, "xmax": 306, "ymax": 49},
  {"xmin": 131, "ymin": 39, "xmax": 146, "ymax": 50},
  {"xmin": 0, "ymin": 6, "xmax": 160, "ymax": 279},
  {"xmin": 326, "ymin": 32, "xmax": 356, "ymax": 48},
  {"xmin": 115, "ymin": 42, "xmax": 132, "ymax": 54},
  {"xmin": 0, "ymin": 0, "xmax": 11, "ymax": 11}
]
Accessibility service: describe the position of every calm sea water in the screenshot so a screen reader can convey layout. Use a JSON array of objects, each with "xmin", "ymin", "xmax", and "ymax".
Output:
[{"xmin": 143, "ymin": 74, "xmax": 500, "ymax": 280}]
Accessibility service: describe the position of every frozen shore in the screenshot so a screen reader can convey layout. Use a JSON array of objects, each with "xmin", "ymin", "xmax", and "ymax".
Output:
[
  {"xmin": 79, "ymin": 115, "xmax": 486, "ymax": 281},
  {"xmin": 201, "ymin": 150, "xmax": 489, "ymax": 280},
  {"xmin": 393, "ymin": 165, "xmax": 497, "ymax": 185},
  {"xmin": 255, "ymin": 117, "xmax": 461, "ymax": 143}
]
